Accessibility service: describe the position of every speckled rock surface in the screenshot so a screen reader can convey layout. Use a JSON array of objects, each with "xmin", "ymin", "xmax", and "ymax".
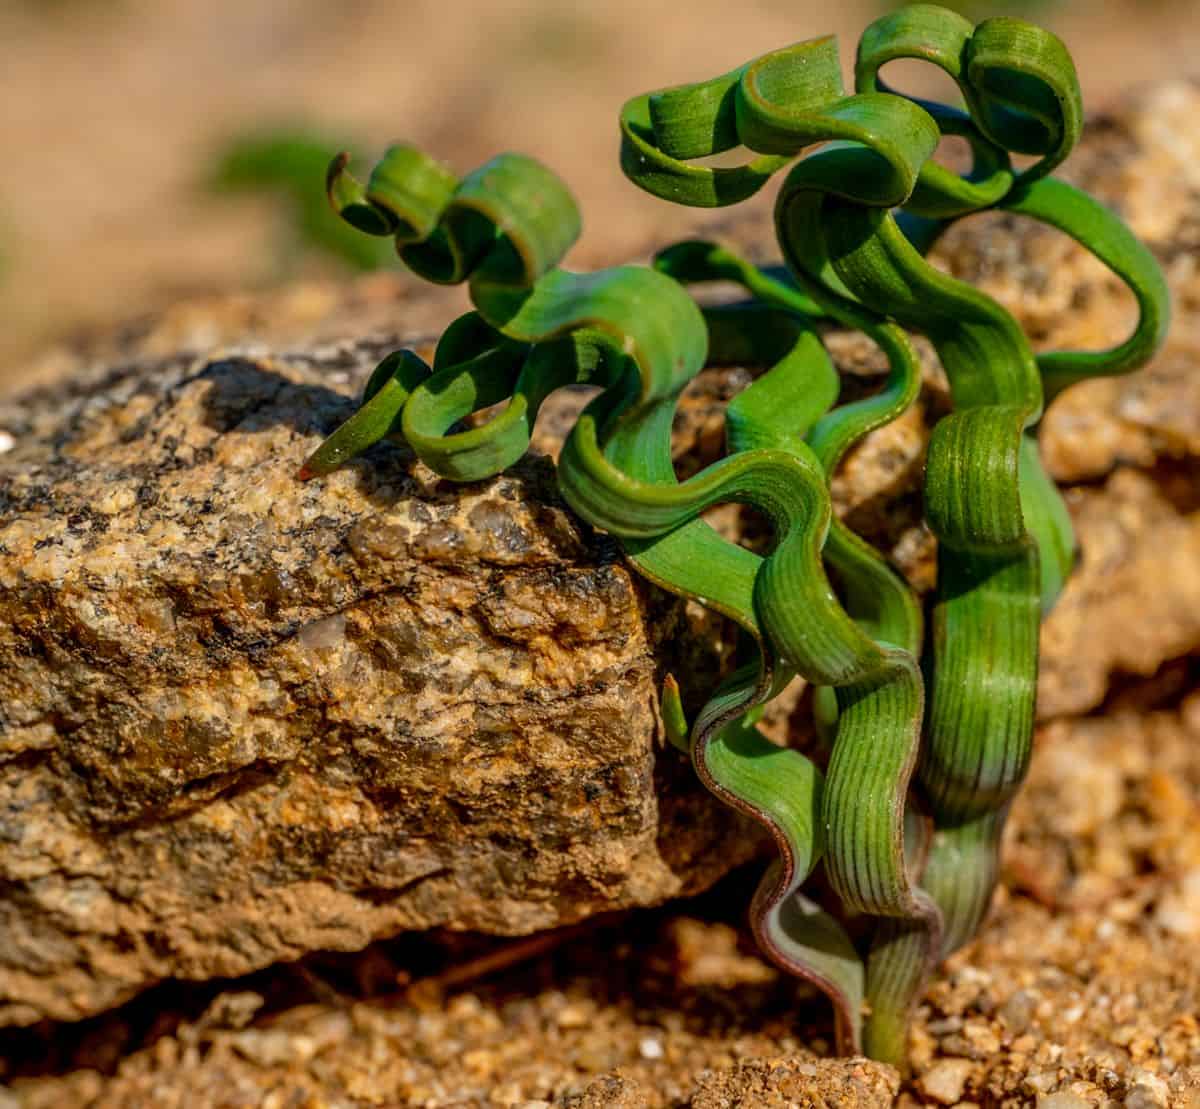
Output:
[
  {"xmin": 0, "ymin": 344, "xmax": 766, "ymax": 1027},
  {"xmin": 1, "ymin": 79, "xmax": 1199, "ymax": 1089}
]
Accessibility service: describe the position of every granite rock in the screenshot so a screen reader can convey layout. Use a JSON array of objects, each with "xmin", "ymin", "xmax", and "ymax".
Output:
[{"xmin": 0, "ymin": 348, "xmax": 756, "ymax": 1026}]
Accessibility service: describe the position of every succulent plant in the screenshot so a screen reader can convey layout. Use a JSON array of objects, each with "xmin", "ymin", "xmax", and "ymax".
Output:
[{"xmin": 299, "ymin": 4, "xmax": 1167, "ymax": 1069}]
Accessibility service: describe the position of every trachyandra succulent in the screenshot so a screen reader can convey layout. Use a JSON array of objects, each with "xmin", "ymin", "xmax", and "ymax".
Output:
[{"xmin": 300, "ymin": 4, "xmax": 1168, "ymax": 1071}]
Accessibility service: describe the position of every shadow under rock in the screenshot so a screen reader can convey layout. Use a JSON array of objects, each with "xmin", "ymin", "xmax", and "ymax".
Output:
[{"xmin": 0, "ymin": 865, "xmax": 833, "ymax": 1085}]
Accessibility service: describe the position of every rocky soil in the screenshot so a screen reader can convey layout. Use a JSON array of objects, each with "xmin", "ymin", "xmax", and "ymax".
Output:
[{"xmin": 1, "ymin": 81, "xmax": 1198, "ymax": 1105}]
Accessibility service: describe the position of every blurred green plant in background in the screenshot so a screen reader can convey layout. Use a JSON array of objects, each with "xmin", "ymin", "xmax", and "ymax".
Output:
[
  {"xmin": 209, "ymin": 130, "xmax": 394, "ymax": 277},
  {"xmin": 3, "ymin": 0, "xmax": 122, "ymax": 16}
]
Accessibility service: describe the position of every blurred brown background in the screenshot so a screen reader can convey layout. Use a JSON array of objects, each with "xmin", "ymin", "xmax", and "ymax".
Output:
[{"xmin": 2, "ymin": 0, "xmax": 1197, "ymax": 389}]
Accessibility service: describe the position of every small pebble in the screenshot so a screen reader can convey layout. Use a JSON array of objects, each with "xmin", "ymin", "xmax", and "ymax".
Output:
[
  {"xmin": 638, "ymin": 1037, "xmax": 664, "ymax": 1060},
  {"xmin": 556, "ymin": 1004, "xmax": 590, "ymax": 1029},
  {"xmin": 1026, "ymin": 1070, "xmax": 1059, "ymax": 1094},
  {"xmin": 1001, "ymin": 990, "xmax": 1037, "ymax": 1032},
  {"xmin": 1125, "ymin": 1077, "xmax": 1169, "ymax": 1109},
  {"xmin": 1035, "ymin": 1094, "xmax": 1092, "ymax": 1109},
  {"xmin": 927, "ymin": 1016, "xmax": 964, "ymax": 1036},
  {"xmin": 919, "ymin": 1059, "xmax": 975, "ymax": 1105}
]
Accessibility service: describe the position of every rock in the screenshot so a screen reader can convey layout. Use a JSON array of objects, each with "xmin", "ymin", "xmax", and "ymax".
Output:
[
  {"xmin": 1037, "ymin": 470, "xmax": 1200, "ymax": 719},
  {"xmin": 1036, "ymin": 1094, "xmax": 1094, "ymax": 1109},
  {"xmin": 999, "ymin": 990, "xmax": 1037, "ymax": 1034},
  {"xmin": 1040, "ymin": 345, "xmax": 1200, "ymax": 484},
  {"xmin": 1008, "ymin": 693, "xmax": 1200, "ymax": 910},
  {"xmin": 917, "ymin": 1058, "xmax": 976, "ymax": 1104},
  {"xmin": 0, "ymin": 348, "xmax": 758, "ymax": 1026},
  {"xmin": 1, "ymin": 79, "xmax": 1199, "ymax": 1040},
  {"xmin": 1125, "ymin": 1072, "xmax": 1171, "ymax": 1109},
  {"xmin": 1154, "ymin": 867, "xmax": 1200, "ymax": 938}
]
